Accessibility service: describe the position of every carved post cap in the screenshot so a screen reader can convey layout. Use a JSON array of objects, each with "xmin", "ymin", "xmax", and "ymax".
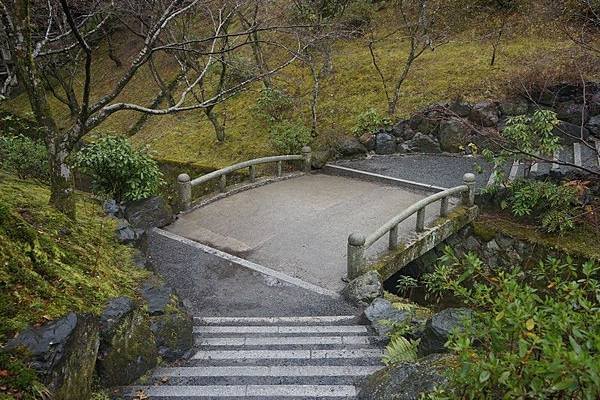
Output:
[
  {"xmin": 177, "ymin": 173, "xmax": 191, "ymax": 183},
  {"xmin": 348, "ymin": 232, "xmax": 366, "ymax": 246},
  {"xmin": 301, "ymin": 146, "xmax": 312, "ymax": 154},
  {"xmin": 463, "ymin": 172, "xmax": 476, "ymax": 183}
]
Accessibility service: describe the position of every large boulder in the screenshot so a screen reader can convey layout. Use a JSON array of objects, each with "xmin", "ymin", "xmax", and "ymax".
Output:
[
  {"xmin": 311, "ymin": 149, "xmax": 332, "ymax": 169},
  {"xmin": 140, "ymin": 279, "xmax": 173, "ymax": 316},
  {"xmin": 418, "ymin": 308, "xmax": 472, "ymax": 356},
  {"xmin": 499, "ymin": 98, "xmax": 529, "ymax": 116},
  {"xmin": 556, "ymin": 102, "xmax": 589, "ymax": 125},
  {"xmin": 357, "ymin": 353, "xmax": 452, "ymax": 400},
  {"xmin": 587, "ymin": 115, "xmax": 600, "ymax": 136},
  {"xmin": 375, "ymin": 132, "xmax": 397, "ymax": 154},
  {"xmin": 96, "ymin": 297, "xmax": 158, "ymax": 387},
  {"xmin": 151, "ymin": 305, "xmax": 194, "ymax": 361},
  {"xmin": 358, "ymin": 133, "xmax": 376, "ymax": 152},
  {"xmin": 446, "ymin": 99, "xmax": 472, "ymax": 118},
  {"xmin": 469, "ymin": 101, "xmax": 500, "ymax": 127},
  {"xmin": 552, "ymin": 121, "xmax": 590, "ymax": 144},
  {"xmin": 401, "ymin": 133, "xmax": 441, "ymax": 153},
  {"xmin": 363, "ymin": 298, "xmax": 411, "ymax": 336},
  {"xmin": 5, "ymin": 313, "xmax": 99, "ymax": 400},
  {"xmin": 437, "ymin": 118, "xmax": 470, "ymax": 152},
  {"xmin": 390, "ymin": 120, "xmax": 413, "ymax": 140},
  {"xmin": 342, "ymin": 270, "xmax": 383, "ymax": 306},
  {"xmin": 336, "ymin": 136, "xmax": 367, "ymax": 157},
  {"xmin": 124, "ymin": 196, "xmax": 174, "ymax": 230}
]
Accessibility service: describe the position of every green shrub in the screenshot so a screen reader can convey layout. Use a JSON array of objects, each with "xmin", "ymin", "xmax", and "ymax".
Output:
[
  {"xmin": 423, "ymin": 248, "xmax": 600, "ymax": 400},
  {"xmin": 269, "ymin": 120, "xmax": 311, "ymax": 154},
  {"xmin": 339, "ymin": 1, "xmax": 374, "ymax": 30},
  {"xmin": 0, "ymin": 111, "xmax": 44, "ymax": 140},
  {"xmin": 254, "ymin": 88, "xmax": 294, "ymax": 123},
  {"xmin": 73, "ymin": 136, "xmax": 163, "ymax": 202},
  {"xmin": 352, "ymin": 108, "xmax": 390, "ymax": 136},
  {"xmin": 0, "ymin": 134, "xmax": 48, "ymax": 181}
]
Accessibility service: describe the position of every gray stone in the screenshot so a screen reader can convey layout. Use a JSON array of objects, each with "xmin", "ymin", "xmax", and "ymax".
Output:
[
  {"xmin": 390, "ymin": 120, "xmax": 412, "ymax": 139},
  {"xmin": 103, "ymin": 199, "xmax": 122, "ymax": 217},
  {"xmin": 124, "ymin": 196, "xmax": 174, "ymax": 230},
  {"xmin": 357, "ymin": 353, "xmax": 451, "ymax": 400},
  {"xmin": 311, "ymin": 149, "xmax": 332, "ymax": 169},
  {"xmin": 438, "ymin": 118, "xmax": 470, "ymax": 152},
  {"xmin": 363, "ymin": 298, "xmax": 411, "ymax": 336},
  {"xmin": 556, "ymin": 102, "xmax": 589, "ymax": 125},
  {"xmin": 151, "ymin": 307, "xmax": 194, "ymax": 361},
  {"xmin": 96, "ymin": 298, "xmax": 157, "ymax": 387},
  {"xmin": 463, "ymin": 235, "xmax": 481, "ymax": 252},
  {"xmin": 375, "ymin": 132, "xmax": 397, "ymax": 154},
  {"xmin": 447, "ymin": 100, "xmax": 472, "ymax": 117},
  {"xmin": 342, "ymin": 270, "xmax": 383, "ymax": 306},
  {"xmin": 336, "ymin": 136, "xmax": 367, "ymax": 156},
  {"xmin": 5, "ymin": 313, "xmax": 99, "ymax": 400},
  {"xmin": 495, "ymin": 234, "xmax": 514, "ymax": 250},
  {"xmin": 115, "ymin": 218, "xmax": 143, "ymax": 244},
  {"xmin": 500, "ymin": 98, "xmax": 529, "ymax": 116},
  {"xmin": 552, "ymin": 121, "xmax": 590, "ymax": 144},
  {"xmin": 587, "ymin": 115, "xmax": 600, "ymax": 136},
  {"xmin": 418, "ymin": 308, "xmax": 472, "ymax": 355},
  {"xmin": 469, "ymin": 101, "xmax": 500, "ymax": 127},
  {"xmin": 402, "ymin": 133, "xmax": 441, "ymax": 153},
  {"xmin": 358, "ymin": 132, "xmax": 376, "ymax": 152},
  {"xmin": 486, "ymin": 239, "xmax": 500, "ymax": 252},
  {"xmin": 140, "ymin": 280, "xmax": 173, "ymax": 315}
]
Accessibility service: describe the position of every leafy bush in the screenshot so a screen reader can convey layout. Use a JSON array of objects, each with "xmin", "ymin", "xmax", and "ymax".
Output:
[
  {"xmin": 73, "ymin": 136, "xmax": 163, "ymax": 202},
  {"xmin": 269, "ymin": 120, "xmax": 312, "ymax": 154},
  {"xmin": 254, "ymin": 88, "xmax": 294, "ymax": 123},
  {"xmin": 0, "ymin": 134, "xmax": 48, "ymax": 181},
  {"xmin": 0, "ymin": 111, "xmax": 44, "ymax": 141},
  {"xmin": 423, "ymin": 248, "xmax": 600, "ymax": 400},
  {"xmin": 352, "ymin": 108, "xmax": 390, "ymax": 136}
]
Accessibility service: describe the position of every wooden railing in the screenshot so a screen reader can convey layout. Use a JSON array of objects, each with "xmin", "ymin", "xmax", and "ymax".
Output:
[
  {"xmin": 177, "ymin": 146, "xmax": 312, "ymax": 210},
  {"xmin": 346, "ymin": 173, "xmax": 476, "ymax": 279}
]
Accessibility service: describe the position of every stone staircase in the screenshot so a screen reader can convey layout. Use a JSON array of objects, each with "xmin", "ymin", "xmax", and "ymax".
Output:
[{"xmin": 123, "ymin": 315, "xmax": 385, "ymax": 399}]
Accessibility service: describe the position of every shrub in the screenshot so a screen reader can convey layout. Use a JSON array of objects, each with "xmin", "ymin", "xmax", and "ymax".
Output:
[
  {"xmin": 352, "ymin": 108, "xmax": 390, "ymax": 136},
  {"xmin": 254, "ymin": 88, "xmax": 294, "ymax": 123},
  {"xmin": 73, "ymin": 136, "xmax": 163, "ymax": 202},
  {"xmin": 338, "ymin": 1, "xmax": 374, "ymax": 31},
  {"xmin": 0, "ymin": 134, "xmax": 49, "ymax": 181},
  {"xmin": 269, "ymin": 120, "xmax": 312, "ymax": 154},
  {"xmin": 423, "ymin": 248, "xmax": 600, "ymax": 400}
]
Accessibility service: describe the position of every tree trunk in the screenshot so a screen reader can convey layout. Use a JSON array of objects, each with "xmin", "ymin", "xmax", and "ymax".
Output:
[
  {"xmin": 205, "ymin": 106, "xmax": 225, "ymax": 142},
  {"xmin": 48, "ymin": 136, "xmax": 76, "ymax": 219}
]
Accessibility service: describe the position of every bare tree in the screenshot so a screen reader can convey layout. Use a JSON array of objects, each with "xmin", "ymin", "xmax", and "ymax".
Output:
[
  {"xmin": 368, "ymin": 0, "xmax": 449, "ymax": 117},
  {"xmin": 0, "ymin": 0, "xmax": 304, "ymax": 218}
]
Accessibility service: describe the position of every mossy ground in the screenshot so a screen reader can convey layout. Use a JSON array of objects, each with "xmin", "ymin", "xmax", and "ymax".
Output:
[{"xmin": 1, "ymin": 7, "xmax": 586, "ymax": 170}]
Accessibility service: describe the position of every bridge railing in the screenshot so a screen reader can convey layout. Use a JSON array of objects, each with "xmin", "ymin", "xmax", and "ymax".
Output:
[
  {"xmin": 347, "ymin": 173, "xmax": 476, "ymax": 279},
  {"xmin": 177, "ymin": 146, "xmax": 312, "ymax": 210}
]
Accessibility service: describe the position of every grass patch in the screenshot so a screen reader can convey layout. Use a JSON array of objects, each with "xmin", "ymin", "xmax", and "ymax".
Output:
[{"xmin": 0, "ymin": 173, "xmax": 148, "ymax": 343}]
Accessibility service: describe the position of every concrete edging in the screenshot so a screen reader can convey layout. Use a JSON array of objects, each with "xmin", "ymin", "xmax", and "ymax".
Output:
[{"xmin": 152, "ymin": 228, "xmax": 341, "ymax": 299}]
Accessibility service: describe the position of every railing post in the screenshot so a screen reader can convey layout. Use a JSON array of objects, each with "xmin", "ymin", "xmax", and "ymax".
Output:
[
  {"xmin": 347, "ymin": 233, "xmax": 366, "ymax": 280},
  {"xmin": 277, "ymin": 160, "xmax": 283, "ymax": 177},
  {"xmin": 249, "ymin": 165, "xmax": 256, "ymax": 183},
  {"xmin": 462, "ymin": 173, "xmax": 476, "ymax": 207},
  {"xmin": 302, "ymin": 146, "xmax": 312, "ymax": 173},
  {"xmin": 440, "ymin": 196, "xmax": 449, "ymax": 217},
  {"xmin": 219, "ymin": 174, "xmax": 227, "ymax": 193},
  {"xmin": 389, "ymin": 225, "xmax": 398, "ymax": 250},
  {"xmin": 416, "ymin": 207, "xmax": 426, "ymax": 232},
  {"xmin": 177, "ymin": 173, "xmax": 192, "ymax": 211}
]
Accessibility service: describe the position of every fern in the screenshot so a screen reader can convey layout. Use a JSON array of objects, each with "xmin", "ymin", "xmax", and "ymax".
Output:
[{"xmin": 382, "ymin": 336, "xmax": 420, "ymax": 366}]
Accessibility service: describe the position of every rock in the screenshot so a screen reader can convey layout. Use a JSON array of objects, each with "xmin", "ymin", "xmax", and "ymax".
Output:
[
  {"xmin": 342, "ymin": 270, "xmax": 383, "ymax": 306},
  {"xmin": 151, "ymin": 306, "xmax": 194, "ymax": 361},
  {"xmin": 357, "ymin": 353, "xmax": 452, "ymax": 400},
  {"xmin": 96, "ymin": 297, "xmax": 157, "ymax": 387},
  {"xmin": 311, "ymin": 149, "xmax": 332, "ymax": 169},
  {"xmin": 469, "ymin": 101, "xmax": 499, "ymax": 127},
  {"xmin": 358, "ymin": 132, "xmax": 376, "ymax": 152},
  {"xmin": 363, "ymin": 298, "xmax": 411, "ymax": 336},
  {"xmin": 438, "ymin": 118, "xmax": 470, "ymax": 152},
  {"xmin": 124, "ymin": 196, "xmax": 174, "ymax": 230},
  {"xmin": 140, "ymin": 280, "xmax": 173, "ymax": 316},
  {"xmin": 556, "ymin": 102, "xmax": 589, "ymax": 125},
  {"xmin": 402, "ymin": 133, "xmax": 441, "ymax": 153},
  {"xmin": 390, "ymin": 120, "xmax": 413, "ymax": 140},
  {"xmin": 103, "ymin": 199, "xmax": 122, "ymax": 217},
  {"xmin": 115, "ymin": 218, "xmax": 143, "ymax": 244},
  {"xmin": 447, "ymin": 99, "xmax": 472, "ymax": 117},
  {"xmin": 500, "ymin": 98, "xmax": 529, "ymax": 116},
  {"xmin": 418, "ymin": 308, "xmax": 472, "ymax": 355},
  {"xmin": 5, "ymin": 313, "xmax": 99, "ymax": 400},
  {"xmin": 409, "ymin": 114, "xmax": 440, "ymax": 136},
  {"xmin": 336, "ymin": 136, "xmax": 367, "ymax": 157},
  {"xmin": 587, "ymin": 115, "xmax": 600, "ymax": 136},
  {"xmin": 375, "ymin": 132, "xmax": 397, "ymax": 154},
  {"xmin": 552, "ymin": 121, "xmax": 590, "ymax": 144},
  {"xmin": 486, "ymin": 239, "xmax": 500, "ymax": 252}
]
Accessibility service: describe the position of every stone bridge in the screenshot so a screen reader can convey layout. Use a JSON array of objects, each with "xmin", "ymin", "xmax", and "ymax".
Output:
[{"xmin": 169, "ymin": 150, "xmax": 479, "ymax": 294}]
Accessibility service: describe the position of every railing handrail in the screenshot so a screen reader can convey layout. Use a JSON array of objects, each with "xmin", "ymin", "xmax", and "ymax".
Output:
[
  {"xmin": 177, "ymin": 146, "xmax": 312, "ymax": 211},
  {"xmin": 364, "ymin": 185, "xmax": 467, "ymax": 248},
  {"xmin": 190, "ymin": 154, "xmax": 304, "ymax": 186},
  {"xmin": 347, "ymin": 172, "xmax": 476, "ymax": 280}
]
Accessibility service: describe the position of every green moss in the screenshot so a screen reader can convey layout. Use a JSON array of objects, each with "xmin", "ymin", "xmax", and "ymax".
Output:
[
  {"xmin": 472, "ymin": 221, "xmax": 497, "ymax": 242},
  {"xmin": 0, "ymin": 173, "xmax": 149, "ymax": 343}
]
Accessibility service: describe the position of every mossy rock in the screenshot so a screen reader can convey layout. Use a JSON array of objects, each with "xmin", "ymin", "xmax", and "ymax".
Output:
[
  {"xmin": 151, "ymin": 307, "xmax": 193, "ymax": 362},
  {"xmin": 472, "ymin": 221, "xmax": 497, "ymax": 242}
]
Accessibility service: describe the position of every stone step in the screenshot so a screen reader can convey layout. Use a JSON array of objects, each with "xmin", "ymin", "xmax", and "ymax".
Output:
[
  {"xmin": 184, "ymin": 357, "xmax": 384, "ymax": 367},
  {"xmin": 125, "ymin": 384, "xmax": 358, "ymax": 398},
  {"xmin": 193, "ymin": 325, "xmax": 370, "ymax": 335},
  {"xmin": 194, "ymin": 316, "xmax": 359, "ymax": 326},
  {"xmin": 191, "ymin": 348, "xmax": 384, "ymax": 361},
  {"xmin": 195, "ymin": 335, "xmax": 379, "ymax": 347}
]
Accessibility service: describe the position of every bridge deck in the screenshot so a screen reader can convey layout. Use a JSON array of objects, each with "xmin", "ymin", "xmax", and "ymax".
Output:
[{"xmin": 167, "ymin": 173, "xmax": 456, "ymax": 292}]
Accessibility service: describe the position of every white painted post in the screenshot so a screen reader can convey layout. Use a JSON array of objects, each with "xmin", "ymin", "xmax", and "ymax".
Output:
[
  {"xmin": 416, "ymin": 208, "xmax": 426, "ymax": 232},
  {"xmin": 389, "ymin": 225, "xmax": 398, "ymax": 250},
  {"xmin": 440, "ymin": 196, "xmax": 449, "ymax": 217},
  {"xmin": 177, "ymin": 173, "xmax": 192, "ymax": 211},
  {"xmin": 463, "ymin": 173, "xmax": 476, "ymax": 207},
  {"xmin": 302, "ymin": 146, "xmax": 312, "ymax": 173},
  {"xmin": 347, "ymin": 233, "xmax": 366, "ymax": 280},
  {"xmin": 219, "ymin": 174, "xmax": 227, "ymax": 193}
]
